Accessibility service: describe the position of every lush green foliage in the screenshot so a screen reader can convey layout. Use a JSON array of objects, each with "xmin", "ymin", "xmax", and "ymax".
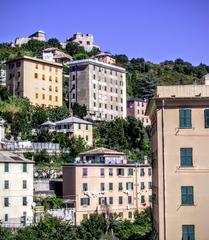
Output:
[
  {"xmin": 115, "ymin": 55, "xmax": 209, "ymax": 99},
  {"xmin": 94, "ymin": 116, "xmax": 150, "ymax": 162},
  {"xmin": 35, "ymin": 196, "xmax": 65, "ymax": 210},
  {"xmin": 72, "ymin": 102, "xmax": 87, "ymax": 119},
  {"xmin": 0, "ymin": 209, "xmax": 151, "ymax": 240}
]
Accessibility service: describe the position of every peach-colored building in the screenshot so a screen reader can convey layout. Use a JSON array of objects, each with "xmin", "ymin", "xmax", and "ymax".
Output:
[
  {"xmin": 146, "ymin": 84, "xmax": 209, "ymax": 240},
  {"xmin": 6, "ymin": 56, "xmax": 63, "ymax": 108},
  {"xmin": 127, "ymin": 98, "xmax": 150, "ymax": 126},
  {"xmin": 63, "ymin": 148, "xmax": 152, "ymax": 224}
]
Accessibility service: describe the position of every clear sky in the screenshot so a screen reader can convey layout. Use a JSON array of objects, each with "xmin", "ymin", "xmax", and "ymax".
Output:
[{"xmin": 1, "ymin": 0, "xmax": 209, "ymax": 65}]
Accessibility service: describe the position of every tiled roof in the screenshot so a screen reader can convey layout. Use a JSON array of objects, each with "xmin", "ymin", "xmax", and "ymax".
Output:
[
  {"xmin": 0, "ymin": 151, "xmax": 34, "ymax": 163},
  {"xmin": 55, "ymin": 117, "xmax": 92, "ymax": 125}
]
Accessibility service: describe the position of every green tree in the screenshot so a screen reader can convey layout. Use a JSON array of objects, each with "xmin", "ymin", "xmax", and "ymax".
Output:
[
  {"xmin": 65, "ymin": 42, "xmax": 86, "ymax": 56},
  {"xmin": 0, "ymin": 226, "xmax": 14, "ymax": 240},
  {"xmin": 32, "ymin": 106, "xmax": 49, "ymax": 128},
  {"xmin": 73, "ymin": 52, "xmax": 89, "ymax": 60},
  {"xmin": 77, "ymin": 213, "xmax": 108, "ymax": 240},
  {"xmin": 35, "ymin": 196, "xmax": 65, "ymax": 210},
  {"xmin": 47, "ymin": 38, "xmax": 62, "ymax": 49},
  {"xmin": 0, "ymin": 86, "xmax": 11, "ymax": 101},
  {"xmin": 72, "ymin": 103, "xmax": 87, "ymax": 119}
]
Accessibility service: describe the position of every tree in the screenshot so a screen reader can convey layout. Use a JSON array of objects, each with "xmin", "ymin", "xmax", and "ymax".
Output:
[
  {"xmin": 35, "ymin": 196, "xmax": 65, "ymax": 210},
  {"xmin": 88, "ymin": 47, "xmax": 101, "ymax": 57},
  {"xmin": 136, "ymin": 73, "xmax": 158, "ymax": 99},
  {"xmin": 73, "ymin": 52, "xmax": 89, "ymax": 60},
  {"xmin": 32, "ymin": 106, "xmax": 49, "ymax": 128},
  {"xmin": 0, "ymin": 226, "xmax": 14, "ymax": 240},
  {"xmin": 77, "ymin": 213, "xmax": 108, "ymax": 240},
  {"xmin": 65, "ymin": 42, "xmax": 86, "ymax": 56},
  {"xmin": 0, "ymin": 96, "xmax": 32, "ymax": 139},
  {"xmin": 0, "ymin": 86, "xmax": 11, "ymax": 101},
  {"xmin": 115, "ymin": 54, "xmax": 129, "ymax": 64},
  {"xmin": 72, "ymin": 103, "xmax": 87, "ymax": 119},
  {"xmin": 47, "ymin": 38, "xmax": 62, "ymax": 49}
]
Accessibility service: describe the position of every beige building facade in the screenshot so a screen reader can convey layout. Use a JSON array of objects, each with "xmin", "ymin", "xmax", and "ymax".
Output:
[
  {"xmin": 0, "ymin": 151, "xmax": 34, "ymax": 227},
  {"xmin": 69, "ymin": 59, "xmax": 126, "ymax": 121},
  {"xmin": 146, "ymin": 85, "xmax": 209, "ymax": 240},
  {"xmin": 63, "ymin": 148, "xmax": 152, "ymax": 224},
  {"xmin": 6, "ymin": 56, "xmax": 63, "ymax": 107}
]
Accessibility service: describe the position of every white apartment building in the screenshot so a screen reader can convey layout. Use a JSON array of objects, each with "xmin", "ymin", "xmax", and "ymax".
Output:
[
  {"xmin": 0, "ymin": 151, "xmax": 34, "ymax": 228},
  {"xmin": 69, "ymin": 58, "xmax": 126, "ymax": 121}
]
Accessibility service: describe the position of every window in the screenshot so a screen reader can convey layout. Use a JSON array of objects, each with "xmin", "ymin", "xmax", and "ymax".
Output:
[
  {"xmin": 128, "ymin": 196, "xmax": 132, "ymax": 204},
  {"xmin": 118, "ymin": 182, "xmax": 123, "ymax": 191},
  {"xmin": 55, "ymin": 77, "xmax": 58, "ymax": 82},
  {"xmin": 109, "ymin": 168, "xmax": 113, "ymax": 176},
  {"xmin": 83, "ymin": 183, "xmax": 88, "ymax": 191},
  {"xmin": 49, "ymin": 95, "xmax": 52, "ymax": 101},
  {"xmin": 148, "ymin": 168, "xmax": 152, "ymax": 176},
  {"xmin": 4, "ymin": 180, "xmax": 9, "ymax": 189},
  {"xmin": 17, "ymin": 72, "xmax": 20, "ymax": 78},
  {"xmin": 86, "ymin": 124, "xmax": 89, "ymax": 130},
  {"xmin": 179, "ymin": 109, "xmax": 192, "ymax": 128},
  {"xmin": 81, "ymin": 198, "xmax": 90, "ymax": 206},
  {"xmin": 4, "ymin": 163, "xmax": 9, "ymax": 172},
  {"xmin": 141, "ymin": 195, "xmax": 145, "ymax": 204},
  {"xmin": 109, "ymin": 183, "xmax": 113, "ymax": 191},
  {"xmin": 100, "ymin": 168, "xmax": 105, "ymax": 176},
  {"xmin": 93, "ymin": 74, "xmax": 96, "ymax": 80},
  {"xmin": 93, "ymin": 102, "xmax": 96, "ymax": 107},
  {"xmin": 35, "ymin": 93, "xmax": 38, "ymax": 99},
  {"xmin": 99, "ymin": 197, "xmax": 107, "ymax": 205},
  {"xmin": 126, "ymin": 182, "xmax": 133, "ymax": 190},
  {"xmin": 140, "ymin": 168, "xmax": 145, "ymax": 176},
  {"xmin": 23, "ymin": 180, "xmax": 27, "ymax": 189},
  {"xmin": 42, "ymin": 65, "xmax": 45, "ymax": 70},
  {"xmin": 148, "ymin": 182, "xmax": 152, "ymax": 189},
  {"xmin": 4, "ymin": 214, "xmax": 8, "ymax": 222},
  {"xmin": 100, "ymin": 183, "xmax": 105, "ymax": 191},
  {"xmin": 49, "ymin": 66, "xmax": 52, "ymax": 72},
  {"xmin": 42, "ymin": 94, "xmax": 45, "ymax": 100},
  {"xmin": 34, "ymin": 73, "xmax": 38, "ymax": 79},
  {"xmin": 181, "ymin": 148, "xmax": 193, "ymax": 167},
  {"xmin": 55, "ymin": 96, "xmax": 58, "ymax": 102},
  {"xmin": 128, "ymin": 168, "xmax": 133, "ymax": 176},
  {"xmin": 109, "ymin": 197, "xmax": 113, "ymax": 204},
  {"xmin": 205, "ymin": 109, "xmax": 209, "ymax": 128},
  {"xmin": 55, "ymin": 86, "xmax": 58, "ymax": 92},
  {"xmin": 141, "ymin": 182, "xmax": 145, "ymax": 190},
  {"xmin": 119, "ymin": 196, "xmax": 123, "ymax": 204},
  {"xmin": 4, "ymin": 197, "xmax": 9, "ymax": 207},
  {"xmin": 23, "ymin": 163, "xmax": 27, "ymax": 172},
  {"xmin": 117, "ymin": 168, "xmax": 124, "ymax": 176},
  {"xmin": 181, "ymin": 186, "xmax": 194, "ymax": 205},
  {"xmin": 85, "ymin": 135, "xmax": 89, "ymax": 141},
  {"xmin": 82, "ymin": 168, "xmax": 88, "ymax": 177},
  {"xmin": 23, "ymin": 197, "xmax": 27, "ymax": 206},
  {"xmin": 149, "ymin": 195, "xmax": 152, "ymax": 203},
  {"xmin": 128, "ymin": 212, "xmax": 132, "ymax": 219},
  {"xmin": 49, "ymin": 85, "xmax": 52, "ymax": 91},
  {"xmin": 182, "ymin": 225, "xmax": 195, "ymax": 240},
  {"xmin": 78, "ymin": 124, "xmax": 81, "ymax": 129},
  {"xmin": 35, "ymin": 64, "xmax": 38, "ymax": 69},
  {"xmin": 42, "ymin": 74, "xmax": 45, "ymax": 80}
]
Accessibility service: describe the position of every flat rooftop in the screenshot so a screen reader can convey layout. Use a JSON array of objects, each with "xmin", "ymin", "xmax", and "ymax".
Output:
[
  {"xmin": 69, "ymin": 59, "xmax": 126, "ymax": 72},
  {"xmin": 63, "ymin": 163, "xmax": 150, "ymax": 167}
]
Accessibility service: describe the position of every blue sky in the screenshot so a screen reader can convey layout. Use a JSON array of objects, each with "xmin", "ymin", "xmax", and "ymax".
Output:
[{"xmin": 1, "ymin": 0, "xmax": 209, "ymax": 65}]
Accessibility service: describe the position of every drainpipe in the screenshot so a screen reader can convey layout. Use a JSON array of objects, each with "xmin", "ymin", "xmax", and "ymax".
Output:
[{"xmin": 161, "ymin": 99, "xmax": 167, "ymax": 240}]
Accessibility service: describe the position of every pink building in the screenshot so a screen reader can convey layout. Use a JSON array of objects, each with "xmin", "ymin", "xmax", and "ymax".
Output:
[{"xmin": 127, "ymin": 98, "xmax": 150, "ymax": 126}]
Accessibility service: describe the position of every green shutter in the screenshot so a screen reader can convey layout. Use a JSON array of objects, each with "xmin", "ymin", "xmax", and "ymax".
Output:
[
  {"xmin": 4, "ymin": 163, "xmax": 9, "ymax": 172},
  {"xmin": 205, "ymin": 109, "xmax": 209, "ymax": 128},
  {"xmin": 180, "ymin": 109, "xmax": 192, "ymax": 128},
  {"xmin": 180, "ymin": 148, "xmax": 193, "ymax": 167}
]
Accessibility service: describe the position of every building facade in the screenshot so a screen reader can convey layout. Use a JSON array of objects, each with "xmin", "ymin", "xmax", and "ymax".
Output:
[
  {"xmin": 0, "ymin": 68, "xmax": 6, "ymax": 86},
  {"xmin": 146, "ymin": 85, "xmax": 209, "ymax": 240},
  {"xmin": 127, "ymin": 98, "xmax": 150, "ymax": 126},
  {"xmin": 55, "ymin": 117, "xmax": 93, "ymax": 146},
  {"xmin": 69, "ymin": 59, "xmax": 126, "ymax": 121},
  {"xmin": 6, "ymin": 56, "xmax": 63, "ymax": 107},
  {"xmin": 67, "ymin": 32, "xmax": 100, "ymax": 52},
  {"xmin": 63, "ymin": 148, "xmax": 152, "ymax": 224},
  {"xmin": 0, "ymin": 151, "xmax": 34, "ymax": 227}
]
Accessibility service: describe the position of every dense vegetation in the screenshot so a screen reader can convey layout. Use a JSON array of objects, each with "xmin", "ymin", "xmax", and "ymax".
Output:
[{"xmin": 0, "ymin": 208, "xmax": 152, "ymax": 240}]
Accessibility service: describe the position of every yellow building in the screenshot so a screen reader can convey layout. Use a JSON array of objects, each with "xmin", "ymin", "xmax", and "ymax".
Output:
[
  {"xmin": 6, "ymin": 56, "xmax": 63, "ymax": 107},
  {"xmin": 146, "ymin": 84, "xmax": 209, "ymax": 240},
  {"xmin": 63, "ymin": 148, "xmax": 152, "ymax": 224}
]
